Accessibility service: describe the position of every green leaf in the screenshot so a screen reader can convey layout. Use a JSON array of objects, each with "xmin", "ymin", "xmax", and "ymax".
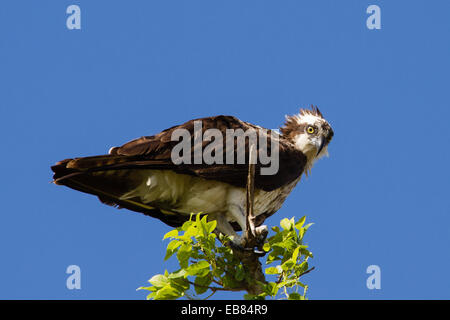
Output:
[
  {"xmin": 298, "ymin": 261, "xmax": 308, "ymax": 273},
  {"xmin": 194, "ymin": 274, "xmax": 212, "ymax": 295},
  {"xmin": 177, "ymin": 243, "xmax": 192, "ymax": 268},
  {"xmin": 265, "ymin": 282, "xmax": 279, "ymax": 297},
  {"xmin": 288, "ymin": 292, "xmax": 302, "ymax": 300},
  {"xmin": 148, "ymin": 274, "xmax": 169, "ymax": 288},
  {"xmin": 265, "ymin": 266, "xmax": 282, "ymax": 275},
  {"xmin": 169, "ymin": 277, "xmax": 190, "ymax": 293},
  {"xmin": 164, "ymin": 239, "xmax": 183, "ymax": 260},
  {"xmin": 291, "ymin": 246, "xmax": 300, "ymax": 262},
  {"xmin": 272, "ymin": 239, "xmax": 296, "ymax": 251},
  {"xmin": 289, "ymin": 217, "xmax": 295, "ymax": 228},
  {"xmin": 181, "ymin": 220, "xmax": 193, "ymax": 231},
  {"xmin": 300, "ymin": 248, "xmax": 313, "ymax": 258},
  {"xmin": 303, "ymin": 222, "xmax": 314, "ymax": 231},
  {"xmin": 222, "ymin": 273, "xmax": 241, "ymax": 289},
  {"xmin": 163, "ymin": 229, "xmax": 178, "ymax": 240},
  {"xmin": 167, "ymin": 239, "xmax": 182, "ymax": 250},
  {"xmin": 184, "ymin": 224, "xmax": 199, "ymax": 239},
  {"xmin": 268, "ymin": 231, "xmax": 283, "ymax": 245},
  {"xmin": 281, "ymin": 259, "xmax": 295, "ymax": 271},
  {"xmin": 279, "ymin": 279, "xmax": 297, "ymax": 288},
  {"xmin": 199, "ymin": 215, "xmax": 209, "ymax": 237},
  {"xmin": 280, "ymin": 218, "xmax": 292, "ymax": 230},
  {"xmin": 263, "ymin": 242, "xmax": 271, "ymax": 252},
  {"xmin": 168, "ymin": 269, "xmax": 187, "ymax": 279},
  {"xmin": 137, "ymin": 285, "xmax": 156, "ymax": 292},
  {"xmin": 146, "ymin": 292, "xmax": 157, "ymax": 300},
  {"xmin": 298, "ymin": 227, "xmax": 305, "ymax": 240},
  {"xmin": 235, "ymin": 264, "xmax": 245, "ymax": 281},
  {"xmin": 266, "ymin": 247, "xmax": 284, "ymax": 264},
  {"xmin": 185, "ymin": 260, "xmax": 210, "ymax": 276},
  {"xmin": 153, "ymin": 285, "xmax": 182, "ymax": 300},
  {"xmin": 295, "ymin": 216, "xmax": 306, "ymax": 230},
  {"xmin": 206, "ymin": 220, "xmax": 217, "ymax": 234}
]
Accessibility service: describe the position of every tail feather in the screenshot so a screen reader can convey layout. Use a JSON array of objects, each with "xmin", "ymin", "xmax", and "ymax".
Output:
[
  {"xmin": 51, "ymin": 155, "xmax": 135, "ymax": 181},
  {"xmin": 50, "ymin": 154, "xmax": 187, "ymax": 228}
]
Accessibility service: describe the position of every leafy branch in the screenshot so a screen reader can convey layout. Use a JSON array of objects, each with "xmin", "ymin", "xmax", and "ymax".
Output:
[{"xmin": 138, "ymin": 214, "xmax": 314, "ymax": 300}]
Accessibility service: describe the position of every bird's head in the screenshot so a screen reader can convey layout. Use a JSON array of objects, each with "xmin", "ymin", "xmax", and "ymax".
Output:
[{"xmin": 280, "ymin": 106, "xmax": 334, "ymax": 172}]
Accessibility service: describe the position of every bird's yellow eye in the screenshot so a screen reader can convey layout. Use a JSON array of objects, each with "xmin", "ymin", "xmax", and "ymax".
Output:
[{"xmin": 307, "ymin": 126, "xmax": 315, "ymax": 134}]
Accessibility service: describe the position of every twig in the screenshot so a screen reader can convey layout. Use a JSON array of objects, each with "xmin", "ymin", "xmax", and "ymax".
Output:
[
  {"xmin": 299, "ymin": 266, "xmax": 315, "ymax": 277},
  {"xmin": 204, "ymin": 290, "xmax": 216, "ymax": 300},
  {"xmin": 276, "ymin": 267, "xmax": 316, "ymax": 285},
  {"xmin": 187, "ymin": 280, "xmax": 245, "ymax": 293}
]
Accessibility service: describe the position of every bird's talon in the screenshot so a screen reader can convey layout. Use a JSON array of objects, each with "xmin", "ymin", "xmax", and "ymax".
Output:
[
  {"xmin": 253, "ymin": 248, "xmax": 266, "ymax": 256},
  {"xmin": 228, "ymin": 241, "xmax": 247, "ymax": 252}
]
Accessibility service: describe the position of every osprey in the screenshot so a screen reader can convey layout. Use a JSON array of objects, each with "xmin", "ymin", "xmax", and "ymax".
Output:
[{"xmin": 51, "ymin": 106, "xmax": 333, "ymax": 244}]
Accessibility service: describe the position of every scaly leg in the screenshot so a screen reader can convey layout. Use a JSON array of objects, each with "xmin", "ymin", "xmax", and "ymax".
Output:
[{"xmin": 227, "ymin": 204, "xmax": 268, "ymax": 250}]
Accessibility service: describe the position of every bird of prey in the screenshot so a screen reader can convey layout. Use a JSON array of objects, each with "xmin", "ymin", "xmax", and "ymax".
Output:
[{"xmin": 51, "ymin": 106, "xmax": 333, "ymax": 245}]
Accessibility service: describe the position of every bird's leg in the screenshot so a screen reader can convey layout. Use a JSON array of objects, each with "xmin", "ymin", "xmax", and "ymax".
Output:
[
  {"xmin": 210, "ymin": 206, "xmax": 252, "ymax": 251},
  {"xmin": 228, "ymin": 205, "xmax": 268, "ymax": 241},
  {"xmin": 227, "ymin": 204, "xmax": 268, "ymax": 255},
  {"xmin": 213, "ymin": 213, "xmax": 245, "ymax": 247},
  {"xmin": 228, "ymin": 204, "xmax": 249, "ymax": 235},
  {"xmin": 253, "ymin": 225, "xmax": 269, "ymax": 254}
]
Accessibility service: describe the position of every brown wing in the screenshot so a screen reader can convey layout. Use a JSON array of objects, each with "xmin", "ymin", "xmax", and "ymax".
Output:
[{"xmin": 105, "ymin": 115, "xmax": 306, "ymax": 191}]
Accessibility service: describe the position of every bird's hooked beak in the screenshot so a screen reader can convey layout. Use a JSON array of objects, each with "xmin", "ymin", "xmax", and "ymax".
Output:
[{"xmin": 316, "ymin": 136, "xmax": 326, "ymax": 156}]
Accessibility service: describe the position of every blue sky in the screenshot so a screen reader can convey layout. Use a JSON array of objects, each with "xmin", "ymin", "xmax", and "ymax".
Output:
[{"xmin": 0, "ymin": 0, "xmax": 449, "ymax": 299}]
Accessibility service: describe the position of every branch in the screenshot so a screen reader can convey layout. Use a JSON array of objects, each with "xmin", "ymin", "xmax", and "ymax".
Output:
[
  {"xmin": 187, "ymin": 280, "xmax": 245, "ymax": 293},
  {"xmin": 299, "ymin": 266, "xmax": 315, "ymax": 277},
  {"xmin": 276, "ymin": 267, "xmax": 316, "ymax": 284}
]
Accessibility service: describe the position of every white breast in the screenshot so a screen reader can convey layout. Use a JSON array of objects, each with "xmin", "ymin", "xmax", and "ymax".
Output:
[{"xmin": 119, "ymin": 170, "xmax": 300, "ymax": 220}]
